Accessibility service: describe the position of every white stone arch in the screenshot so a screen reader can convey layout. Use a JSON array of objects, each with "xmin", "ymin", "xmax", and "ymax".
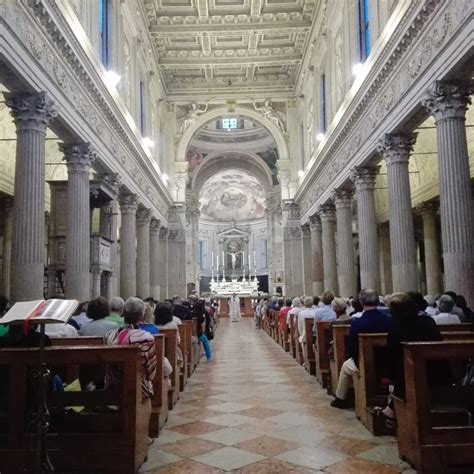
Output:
[
  {"xmin": 191, "ymin": 150, "xmax": 274, "ymax": 196},
  {"xmin": 176, "ymin": 106, "xmax": 289, "ymax": 163}
]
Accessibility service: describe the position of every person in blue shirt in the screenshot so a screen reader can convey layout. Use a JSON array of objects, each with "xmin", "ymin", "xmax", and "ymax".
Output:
[{"xmin": 330, "ymin": 289, "xmax": 392, "ymax": 409}]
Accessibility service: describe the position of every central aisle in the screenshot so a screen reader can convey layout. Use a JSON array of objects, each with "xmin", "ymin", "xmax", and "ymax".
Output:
[{"xmin": 141, "ymin": 319, "xmax": 409, "ymax": 473}]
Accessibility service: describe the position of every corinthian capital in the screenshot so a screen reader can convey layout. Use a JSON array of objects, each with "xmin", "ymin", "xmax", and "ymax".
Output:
[
  {"xmin": 422, "ymin": 81, "xmax": 471, "ymax": 122},
  {"xmin": 136, "ymin": 208, "xmax": 152, "ymax": 225},
  {"xmin": 309, "ymin": 214, "xmax": 321, "ymax": 231},
  {"xmin": 332, "ymin": 188, "xmax": 354, "ymax": 208},
  {"xmin": 318, "ymin": 203, "xmax": 336, "ymax": 221},
  {"xmin": 118, "ymin": 193, "xmax": 138, "ymax": 214},
  {"xmin": 4, "ymin": 91, "xmax": 57, "ymax": 132},
  {"xmin": 377, "ymin": 133, "xmax": 417, "ymax": 165},
  {"xmin": 350, "ymin": 166, "xmax": 380, "ymax": 191},
  {"xmin": 150, "ymin": 218, "xmax": 161, "ymax": 234},
  {"xmin": 60, "ymin": 142, "xmax": 95, "ymax": 172}
]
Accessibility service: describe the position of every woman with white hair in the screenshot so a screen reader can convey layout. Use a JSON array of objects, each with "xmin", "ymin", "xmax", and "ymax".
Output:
[
  {"xmin": 431, "ymin": 295, "xmax": 462, "ymax": 325},
  {"xmin": 287, "ymin": 297, "xmax": 302, "ymax": 326},
  {"xmin": 424, "ymin": 295, "xmax": 437, "ymax": 316}
]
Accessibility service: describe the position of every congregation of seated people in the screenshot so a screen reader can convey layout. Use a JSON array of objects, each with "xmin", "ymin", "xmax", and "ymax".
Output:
[{"xmin": 255, "ymin": 288, "xmax": 473, "ymax": 420}]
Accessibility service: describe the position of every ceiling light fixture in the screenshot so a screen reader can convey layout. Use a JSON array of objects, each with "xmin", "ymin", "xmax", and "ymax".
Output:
[
  {"xmin": 104, "ymin": 70, "xmax": 121, "ymax": 88},
  {"xmin": 316, "ymin": 133, "xmax": 325, "ymax": 142},
  {"xmin": 298, "ymin": 170, "xmax": 304, "ymax": 178},
  {"xmin": 162, "ymin": 173, "xmax": 169, "ymax": 181},
  {"xmin": 352, "ymin": 63, "xmax": 364, "ymax": 77},
  {"xmin": 143, "ymin": 137, "xmax": 154, "ymax": 148}
]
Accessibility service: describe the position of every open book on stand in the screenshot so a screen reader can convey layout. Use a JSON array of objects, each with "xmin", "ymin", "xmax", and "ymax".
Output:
[{"xmin": 1, "ymin": 299, "xmax": 79, "ymax": 325}]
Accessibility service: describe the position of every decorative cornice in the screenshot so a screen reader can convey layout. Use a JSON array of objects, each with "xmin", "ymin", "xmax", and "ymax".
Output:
[{"xmin": 8, "ymin": 0, "xmax": 171, "ymax": 219}]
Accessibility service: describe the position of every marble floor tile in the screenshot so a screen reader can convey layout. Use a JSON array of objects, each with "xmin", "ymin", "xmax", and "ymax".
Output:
[
  {"xmin": 168, "ymin": 420, "xmax": 224, "ymax": 436},
  {"xmin": 325, "ymin": 457, "xmax": 403, "ymax": 473},
  {"xmin": 269, "ymin": 425, "xmax": 328, "ymax": 446},
  {"xmin": 357, "ymin": 443, "xmax": 406, "ymax": 467},
  {"xmin": 232, "ymin": 458, "xmax": 321, "ymax": 473},
  {"xmin": 154, "ymin": 429, "xmax": 190, "ymax": 446},
  {"xmin": 234, "ymin": 435, "xmax": 302, "ymax": 457},
  {"xmin": 192, "ymin": 447, "xmax": 266, "ymax": 471},
  {"xmin": 210, "ymin": 401, "xmax": 255, "ymax": 412},
  {"xmin": 139, "ymin": 449, "xmax": 182, "ymax": 472},
  {"xmin": 275, "ymin": 445, "xmax": 349, "ymax": 470},
  {"xmin": 198, "ymin": 427, "xmax": 262, "ymax": 446},
  {"xmin": 203, "ymin": 413, "xmax": 256, "ymax": 427},
  {"xmin": 234, "ymin": 407, "xmax": 285, "ymax": 419},
  {"xmin": 156, "ymin": 459, "xmax": 225, "ymax": 473},
  {"xmin": 160, "ymin": 438, "xmax": 225, "ymax": 458}
]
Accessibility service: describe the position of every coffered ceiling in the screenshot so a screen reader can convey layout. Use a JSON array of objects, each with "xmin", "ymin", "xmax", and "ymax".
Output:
[{"xmin": 143, "ymin": 0, "xmax": 318, "ymax": 96}]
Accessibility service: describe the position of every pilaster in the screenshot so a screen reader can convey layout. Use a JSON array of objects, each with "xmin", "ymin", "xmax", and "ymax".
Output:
[
  {"xmin": 136, "ymin": 208, "xmax": 152, "ymax": 298},
  {"xmin": 150, "ymin": 218, "xmax": 161, "ymax": 298},
  {"xmin": 310, "ymin": 214, "xmax": 324, "ymax": 295},
  {"xmin": 319, "ymin": 203, "xmax": 338, "ymax": 294}
]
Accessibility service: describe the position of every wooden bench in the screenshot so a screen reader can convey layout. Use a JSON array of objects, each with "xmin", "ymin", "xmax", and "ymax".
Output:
[
  {"xmin": 355, "ymin": 331, "xmax": 474, "ymax": 436},
  {"xmin": 329, "ymin": 324, "xmax": 351, "ymax": 395},
  {"xmin": 314, "ymin": 321, "xmax": 332, "ymax": 387},
  {"xmin": 178, "ymin": 324, "xmax": 188, "ymax": 391},
  {"xmin": 278, "ymin": 313, "xmax": 290, "ymax": 352},
  {"xmin": 182, "ymin": 321, "xmax": 195, "ymax": 378},
  {"xmin": 0, "ymin": 345, "xmax": 148, "ymax": 473},
  {"xmin": 160, "ymin": 328, "xmax": 180, "ymax": 409},
  {"xmin": 51, "ymin": 335, "xmax": 169, "ymax": 439},
  {"xmin": 394, "ymin": 340, "xmax": 474, "ymax": 473},
  {"xmin": 293, "ymin": 316, "xmax": 304, "ymax": 366},
  {"xmin": 289, "ymin": 314, "xmax": 297, "ymax": 359},
  {"xmin": 304, "ymin": 318, "xmax": 316, "ymax": 376}
]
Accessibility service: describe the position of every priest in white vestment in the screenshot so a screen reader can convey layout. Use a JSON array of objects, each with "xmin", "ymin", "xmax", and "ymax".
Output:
[{"xmin": 228, "ymin": 294, "xmax": 241, "ymax": 322}]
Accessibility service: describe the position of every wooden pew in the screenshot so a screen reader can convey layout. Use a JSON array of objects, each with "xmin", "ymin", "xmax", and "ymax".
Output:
[
  {"xmin": 314, "ymin": 321, "xmax": 332, "ymax": 387},
  {"xmin": 293, "ymin": 316, "xmax": 304, "ymax": 366},
  {"xmin": 0, "ymin": 345, "xmax": 148, "ymax": 473},
  {"xmin": 289, "ymin": 314, "xmax": 297, "ymax": 358},
  {"xmin": 178, "ymin": 324, "xmax": 188, "ymax": 391},
  {"xmin": 329, "ymin": 324, "xmax": 351, "ymax": 395},
  {"xmin": 394, "ymin": 341, "xmax": 474, "ymax": 473},
  {"xmin": 160, "ymin": 328, "xmax": 180, "ymax": 409},
  {"xmin": 355, "ymin": 331, "xmax": 474, "ymax": 436},
  {"xmin": 51, "ymin": 335, "xmax": 169, "ymax": 438},
  {"xmin": 182, "ymin": 321, "xmax": 195, "ymax": 378},
  {"xmin": 303, "ymin": 318, "xmax": 316, "ymax": 376},
  {"xmin": 151, "ymin": 335, "xmax": 169, "ymax": 435},
  {"xmin": 278, "ymin": 313, "xmax": 290, "ymax": 352}
]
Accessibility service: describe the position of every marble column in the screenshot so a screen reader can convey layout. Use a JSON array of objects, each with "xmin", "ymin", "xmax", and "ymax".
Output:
[
  {"xmin": 119, "ymin": 194, "xmax": 138, "ymax": 299},
  {"xmin": 333, "ymin": 189, "xmax": 357, "ymax": 298},
  {"xmin": 416, "ymin": 202, "xmax": 442, "ymax": 296},
  {"xmin": 310, "ymin": 215, "xmax": 324, "ymax": 295},
  {"xmin": 378, "ymin": 224, "xmax": 393, "ymax": 295},
  {"xmin": 92, "ymin": 269, "xmax": 102, "ymax": 298},
  {"xmin": 136, "ymin": 208, "xmax": 152, "ymax": 298},
  {"xmin": 60, "ymin": 143, "xmax": 94, "ymax": 301},
  {"xmin": 150, "ymin": 218, "xmax": 161, "ymax": 298},
  {"xmin": 159, "ymin": 227, "xmax": 168, "ymax": 299},
  {"xmin": 2, "ymin": 198, "xmax": 13, "ymax": 299},
  {"xmin": 351, "ymin": 166, "xmax": 380, "ymax": 292},
  {"xmin": 378, "ymin": 133, "xmax": 417, "ymax": 292},
  {"xmin": 301, "ymin": 223, "xmax": 312, "ymax": 296},
  {"xmin": 423, "ymin": 82, "xmax": 474, "ymax": 305},
  {"xmin": 319, "ymin": 203, "xmax": 338, "ymax": 294},
  {"xmin": 5, "ymin": 92, "xmax": 57, "ymax": 302}
]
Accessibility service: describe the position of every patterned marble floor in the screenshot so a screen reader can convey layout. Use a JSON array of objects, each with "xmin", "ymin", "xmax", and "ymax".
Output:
[{"xmin": 140, "ymin": 319, "xmax": 414, "ymax": 473}]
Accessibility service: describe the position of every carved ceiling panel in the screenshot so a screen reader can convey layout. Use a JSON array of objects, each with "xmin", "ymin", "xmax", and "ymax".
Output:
[{"xmin": 143, "ymin": 0, "xmax": 317, "ymax": 94}]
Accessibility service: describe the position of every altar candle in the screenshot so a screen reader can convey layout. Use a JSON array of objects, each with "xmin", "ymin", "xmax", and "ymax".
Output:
[
  {"xmin": 217, "ymin": 254, "xmax": 219, "ymax": 269},
  {"xmin": 248, "ymin": 253, "xmax": 251, "ymax": 271},
  {"xmin": 212, "ymin": 251, "xmax": 214, "ymax": 270},
  {"xmin": 242, "ymin": 251, "xmax": 245, "ymax": 267},
  {"xmin": 222, "ymin": 251, "xmax": 225, "ymax": 265},
  {"xmin": 253, "ymin": 250, "xmax": 256, "ymax": 268}
]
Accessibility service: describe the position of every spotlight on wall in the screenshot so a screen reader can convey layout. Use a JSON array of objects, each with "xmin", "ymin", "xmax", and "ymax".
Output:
[
  {"xmin": 298, "ymin": 170, "xmax": 304, "ymax": 178},
  {"xmin": 352, "ymin": 63, "xmax": 364, "ymax": 77},
  {"xmin": 316, "ymin": 133, "xmax": 325, "ymax": 142},
  {"xmin": 143, "ymin": 137, "xmax": 155, "ymax": 148},
  {"xmin": 162, "ymin": 173, "xmax": 169, "ymax": 182},
  {"xmin": 104, "ymin": 70, "xmax": 121, "ymax": 88}
]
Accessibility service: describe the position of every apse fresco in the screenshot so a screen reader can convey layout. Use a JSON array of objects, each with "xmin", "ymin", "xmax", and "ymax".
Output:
[
  {"xmin": 186, "ymin": 150, "xmax": 205, "ymax": 174},
  {"xmin": 199, "ymin": 171, "xmax": 266, "ymax": 222}
]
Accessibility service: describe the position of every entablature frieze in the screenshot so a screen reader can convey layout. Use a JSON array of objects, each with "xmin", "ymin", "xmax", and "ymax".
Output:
[
  {"xmin": 295, "ymin": 0, "xmax": 472, "ymax": 221},
  {"xmin": 1, "ymin": 0, "xmax": 172, "ymax": 226}
]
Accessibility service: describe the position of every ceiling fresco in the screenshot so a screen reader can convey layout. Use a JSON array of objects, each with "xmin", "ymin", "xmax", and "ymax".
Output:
[{"xmin": 199, "ymin": 170, "xmax": 266, "ymax": 222}]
